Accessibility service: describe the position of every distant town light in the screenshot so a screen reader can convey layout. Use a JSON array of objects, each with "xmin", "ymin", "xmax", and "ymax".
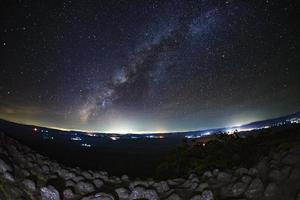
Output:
[
  {"xmin": 34, "ymin": 128, "xmax": 38, "ymax": 132},
  {"xmin": 81, "ymin": 143, "xmax": 92, "ymax": 147}
]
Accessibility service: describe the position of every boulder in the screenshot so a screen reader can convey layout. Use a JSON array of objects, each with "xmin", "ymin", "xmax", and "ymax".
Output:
[
  {"xmin": 93, "ymin": 179, "xmax": 104, "ymax": 188},
  {"xmin": 165, "ymin": 193, "xmax": 182, "ymax": 200},
  {"xmin": 196, "ymin": 182, "xmax": 209, "ymax": 192},
  {"xmin": 244, "ymin": 178, "xmax": 264, "ymax": 199},
  {"xmin": 81, "ymin": 192, "xmax": 115, "ymax": 200},
  {"xmin": 217, "ymin": 172, "xmax": 232, "ymax": 183},
  {"xmin": 3, "ymin": 171, "xmax": 14, "ymax": 182},
  {"xmin": 220, "ymin": 182, "xmax": 247, "ymax": 198},
  {"xmin": 263, "ymin": 182, "xmax": 278, "ymax": 198},
  {"xmin": 190, "ymin": 190, "xmax": 214, "ymax": 200},
  {"xmin": 22, "ymin": 179, "xmax": 36, "ymax": 191},
  {"xmin": 75, "ymin": 181, "xmax": 95, "ymax": 195},
  {"xmin": 129, "ymin": 186, "xmax": 159, "ymax": 200},
  {"xmin": 0, "ymin": 158, "xmax": 12, "ymax": 173},
  {"xmin": 235, "ymin": 168, "xmax": 248, "ymax": 176},
  {"xmin": 115, "ymin": 187, "xmax": 130, "ymax": 199},
  {"xmin": 153, "ymin": 181, "xmax": 169, "ymax": 193},
  {"xmin": 40, "ymin": 185, "xmax": 60, "ymax": 200},
  {"xmin": 203, "ymin": 171, "xmax": 213, "ymax": 179},
  {"xmin": 63, "ymin": 188, "xmax": 75, "ymax": 199}
]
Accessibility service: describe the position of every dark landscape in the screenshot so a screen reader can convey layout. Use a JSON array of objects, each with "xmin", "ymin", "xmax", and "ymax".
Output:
[{"xmin": 1, "ymin": 0, "xmax": 300, "ymax": 199}]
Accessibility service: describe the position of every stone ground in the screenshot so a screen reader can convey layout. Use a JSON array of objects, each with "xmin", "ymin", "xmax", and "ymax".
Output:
[{"xmin": 1, "ymin": 132, "xmax": 300, "ymax": 200}]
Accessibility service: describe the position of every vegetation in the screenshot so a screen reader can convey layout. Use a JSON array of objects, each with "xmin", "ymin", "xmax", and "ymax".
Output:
[{"xmin": 155, "ymin": 124, "xmax": 300, "ymax": 179}]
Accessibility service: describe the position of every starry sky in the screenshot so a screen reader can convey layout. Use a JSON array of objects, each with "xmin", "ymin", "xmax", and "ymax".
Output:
[{"xmin": 0, "ymin": 0, "xmax": 299, "ymax": 133}]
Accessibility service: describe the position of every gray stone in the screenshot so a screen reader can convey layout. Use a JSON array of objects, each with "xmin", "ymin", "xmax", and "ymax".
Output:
[
  {"xmin": 281, "ymin": 154, "xmax": 300, "ymax": 165},
  {"xmin": 166, "ymin": 193, "xmax": 182, "ymax": 200},
  {"xmin": 40, "ymin": 185, "xmax": 60, "ymax": 200},
  {"xmin": 65, "ymin": 180, "xmax": 75, "ymax": 187},
  {"xmin": 115, "ymin": 187, "xmax": 129, "ymax": 199},
  {"xmin": 63, "ymin": 188, "xmax": 75, "ymax": 199},
  {"xmin": 22, "ymin": 179, "xmax": 36, "ymax": 191},
  {"xmin": 190, "ymin": 190, "xmax": 214, "ymax": 200},
  {"xmin": 92, "ymin": 179, "xmax": 104, "ymax": 188},
  {"xmin": 220, "ymin": 182, "xmax": 247, "ymax": 198},
  {"xmin": 3, "ymin": 171, "xmax": 14, "ymax": 182},
  {"xmin": 75, "ymin": 181, "xmax": 95, "ymax": 195},
  {"xmin": 289, "ymin": 168, "xmax": 300, "ymax": 180},
  {"xmin": 244, "ymin": 178, "xmax": 264, "ymax": 199},
  {"xmin": 196, "ymin": 183, "xmax": 209, "ymax": 192},
  {"xmin": 268, "ymin": 169, "xmax": 282, "ymax": 182},
  {"xmin": 264, "ymin": 182, "xmax": 278, "ymax": 198},
  {"xmin": 0, "ymin": 158, "xmax": 12, "ymax": 173},
  {"xmin": 129, "ymin": 180, "xmax": 149, "ymax": 190},
  {"xmin": 82, "ymin": 171, "xmax": 93, "ymax": 180},
  {"xmin": 235, "ymin": 168, "xmax": 248, "ymax": 176},
  {"xmin": 241, "ymin": 175, "xmax": 252, "ymax": 184},
  {"xmin": 213, "ymin": 169, "xmax": 219, "ymax": 176},
  {"xmin": 121, "ymin": 174, "xmax": 129, "ymax": 182},
  {"xmin": 81, "ymin": 192, "xmax": 115, "ymax": 200},
  {"xmin": 217, "ymin": 172, "xmax": 232, "ymax": 183},
  {"xmin": 144, "ymin": 189, "xmax": 159, "ymax": 200},
  {"xmin": 128, "ymin": 186, "xmax": 159, "ymax": 200},
  {"xmin": 248, "ymin": 168, "xmax": 258, "ymax": 177},
  {"xmin": 203, "ymin": 171, "xmax": 213, "ymax": 178},
  {"xmin": 153, "ymin": 181, "xmax": 169, "ymax": 193}
]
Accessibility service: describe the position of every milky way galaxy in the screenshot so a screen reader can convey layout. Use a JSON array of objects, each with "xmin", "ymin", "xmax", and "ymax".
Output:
[{"xmin": 0, "ymin": 0, "xmax": 299, "ymax": 133}]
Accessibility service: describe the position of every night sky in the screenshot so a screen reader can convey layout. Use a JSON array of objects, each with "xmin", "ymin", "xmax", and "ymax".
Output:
[{"xmin": 0, "ymin": 0, "xmax": 299, "ymax": 133}]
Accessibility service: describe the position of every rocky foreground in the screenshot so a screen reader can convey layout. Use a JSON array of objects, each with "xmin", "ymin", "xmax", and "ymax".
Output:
[{"xmin": 1, "ymin": 132, "xmax": 300, "ymax": 200}]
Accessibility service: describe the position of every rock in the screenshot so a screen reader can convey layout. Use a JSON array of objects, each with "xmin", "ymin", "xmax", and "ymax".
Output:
[
  {"xmin": 115, "ymin": 187, "xmax": 129, "ymax": 199},
  {"xmin": 217, "ymin": 172, "xmax": 232, "ymax": 183},
  {"xmin": 281, "ymin": 154, "xmax": 300, "ymax": 165},
  {"xmin": 144, "ymin": 189, "xmax": 159, "ymax": 200},
  {"xmin": 190, "ymin": 181, "xmax": 199, "ymax": 190},
  {"xmin": 121, "ymin": 174, "xmax": 129, "ymax": 182},
  {"xmin": 129, "ymin": 186, "xmax": 145, "ymax": 199},
  {"xmin": 3, "ymin": 171, "xmax": 14, "ymax": 182},
  {"xmin": 153, "ymin": 181, "xmax": 169, "ymax": 193},
  {"xmin": 21, "ymin": 169, "xmax": 30, "ymax": 177},
  {"xmin": 268, "ymin": 169, "xmax": 282, "ymax": 182},
  {"xmin": 93, "ymin": 179, "xmax": 104, "ymax": 188},
  {"xmin": 264, "ymin": 182, "xmax": 278, "ymax": 198},
  {"xmin": 244, "ymin": 178, "xmax": 264, "ymax": 199},
  {"xmin": 82, "ymin": 171, "xmax": 93, "ymax": 180},
  {"xmin": 203, "ymin": 171, "xmax": 213, "ymax": 178},
  {"xmin": 190, "ymin": 190, "xmax": 214, "ymax": 200},
  {"xmin": 289, "ymin": 168, "xmax": 300, "ymax": 180},
  {"xmin": 63, "ymin": 188, "xmax": 75, "ymax": 199},
  {"xmin": 255, "ymin": 157, "xmax": 269, "ymax": 178},
  {"xmin": 22, "ymin": 179, "xmax": 36, "ymax": 191},
  {"xmin": 0, "ymin": 158, "xmax": 12, "ymax": 173},
  {"xmin": 75, "ymin": 181, "xmax": 95, "ymax": 195},
  {"xmin": 82, "ymin": 192, "xmax": 115, "ymax": 200},
  {"xmin": 220, "ymin": 182, "xmax": 247, "ymax": 198},
  {"xmin": 213, "ymin": 169, "xmax": 219, "ymax": 176},
  {"xmin": 280, "ymin": 165, "xmax": 291, "ymax": 178},
  {"xmin": 65, "ymin": 180, "xmax": 76, "ymax": 187},
  {"xmin": 59, "ymin": 169, "xmax": 76, "ymax": 180},
  {"xmin": 196, "ymin": 183, "xmax": 209, "ymax": 192},
  {"xmin": 235, "ymin": 168, "xmax": 248, "ymax": 176},
  {"xmin": 40, "ymin": 185, "xmax": 60, "ymax": 200},
  {"xmin": 241, "ymin": 175, "xmax": 252, "ymax": 184},
  {"xmin": 129, "ymin": 186, "xmax": 159, "ymax": 200},
  {"xmin": 248, "ymin": 168, "xmax": 258, "ymax": 177},
  {"xmin": 166, "ymin": 193, "xmax": 182, "ymax": 200},
  {"xmin": 129, "ymin": 180, "xmax": 149, "ymax": 190},
  {"xmin": 41, "ymin": 165, "xmax": 50, "ymax": 173},
  {"xmin": 200, "ymin": 190, "xmax": 214, "ymax": 200},
  {"xmin": 73, "ymin": 175, "xmax": 85, "ymax": 183}
]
